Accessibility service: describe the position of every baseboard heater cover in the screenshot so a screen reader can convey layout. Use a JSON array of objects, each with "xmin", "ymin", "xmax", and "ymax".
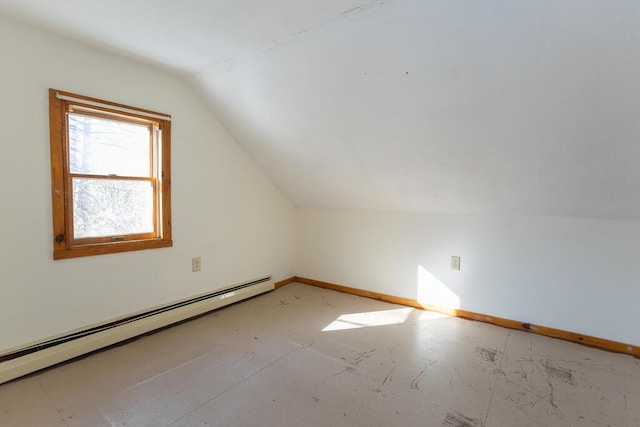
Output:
[{"xmin": 0, "ymin": 276, "xmax": 273, "ymax": 385}]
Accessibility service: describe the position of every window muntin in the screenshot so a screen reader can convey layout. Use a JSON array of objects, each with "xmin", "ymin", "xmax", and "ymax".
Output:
[{"xmin": 49, "ymin": 89, "xmax": 172, "ymax": 259}]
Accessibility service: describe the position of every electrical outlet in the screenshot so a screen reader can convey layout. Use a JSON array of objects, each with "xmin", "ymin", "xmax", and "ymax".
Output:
[
  {"xmin": 450, "ymin": 256, "xmax": 461, "ymax": 271},
  {"xmin": 192, "ymin": 257, "xmax": 201, "ymax": 272}
]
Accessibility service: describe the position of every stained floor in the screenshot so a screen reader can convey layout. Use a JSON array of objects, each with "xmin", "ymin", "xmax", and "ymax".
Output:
[{"xmin": 1, "ymin": 282, "xmax": 639, "ymax": 426}]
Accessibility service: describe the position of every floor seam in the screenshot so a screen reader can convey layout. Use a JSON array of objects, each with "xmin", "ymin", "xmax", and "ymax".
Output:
[
  {"xmin": 483, "ymin": 330, "xmax": 510, "ymax": 426},
  {"xmin": 37, "ymin": 378, "xmax": 70, "ymax": 427},
  {"xmin": 166, "ymin": 344, "xmax": 302, "ymax": 426}
]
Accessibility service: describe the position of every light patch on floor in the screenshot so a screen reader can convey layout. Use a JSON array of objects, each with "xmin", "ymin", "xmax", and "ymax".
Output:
[
  {"xmin": 322, "ymin": 307, "xmax": 413, "ymax": 331},
  {"xmin": 0, "ymin": 282, "xmax": 639, "ymax": 426}
]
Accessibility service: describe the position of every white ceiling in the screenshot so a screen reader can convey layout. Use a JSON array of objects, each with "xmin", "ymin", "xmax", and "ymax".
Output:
[{"xmin": 2, "ymin": 0, "xmax": 640, "ymax": 218}]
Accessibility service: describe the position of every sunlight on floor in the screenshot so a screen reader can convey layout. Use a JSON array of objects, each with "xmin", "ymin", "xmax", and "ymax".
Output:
[
  {"xmin": 322, "ymin": 307, "xmax": 450, "ymax": 332},
  {"xmin": 416, "ymin": 310, "xmax": 451, "ymax": 321},
  {"xmin": 322, "ymin": 308, "xmax": 413, "ymax": 332}
]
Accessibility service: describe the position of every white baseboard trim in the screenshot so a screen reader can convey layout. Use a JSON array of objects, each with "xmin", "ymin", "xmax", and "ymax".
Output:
[{"xmin": 0, "ymin": 278, "xmax": 273, "ymax": 385}]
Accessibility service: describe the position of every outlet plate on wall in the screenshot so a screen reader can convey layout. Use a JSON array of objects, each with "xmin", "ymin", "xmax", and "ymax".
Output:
[{"xmin": 192, "ymin": 257, "xmax": 201, "ymax": 272}]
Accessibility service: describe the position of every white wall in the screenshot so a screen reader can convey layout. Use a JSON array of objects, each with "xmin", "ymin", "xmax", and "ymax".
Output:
[
  {"xmin": 297, "ymin": 208, "xmax": 640, "ymax": 345},
  {"xmin": 2, "ymin": 9, "xmax": 637, "ymax": 356},
  {"xmin": 0, "ymin": 15, "xmax": 296, "ymax": 353}
]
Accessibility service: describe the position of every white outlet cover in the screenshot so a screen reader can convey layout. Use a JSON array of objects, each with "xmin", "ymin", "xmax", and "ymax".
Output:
[
  {"xmin": 192, "ymin": 257, "xmax": 201, "ymax": 272},
  {"xmin": 450, "ymin": 256, "xmax": 461, "ymax": 271}
]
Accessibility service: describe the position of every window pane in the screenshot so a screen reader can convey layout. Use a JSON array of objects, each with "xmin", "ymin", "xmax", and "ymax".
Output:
[
  {"xmin": 73, "ymin": 178, "xmax": 154, "ymax": 239},
  {"xmin": 68, "ymin": 113, "xmax": 151, "ymax": 177}
]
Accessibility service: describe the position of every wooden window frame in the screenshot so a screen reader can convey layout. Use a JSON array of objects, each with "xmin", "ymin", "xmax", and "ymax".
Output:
[{"xmin": 49, "ymin": 89, "xmax": 172, "ymax": 260}]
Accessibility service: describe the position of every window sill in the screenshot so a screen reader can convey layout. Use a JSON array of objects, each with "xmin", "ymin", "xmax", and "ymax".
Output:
[{"xmin": 53, "ymin": 239, "xmax": 173, "ymax": 260}]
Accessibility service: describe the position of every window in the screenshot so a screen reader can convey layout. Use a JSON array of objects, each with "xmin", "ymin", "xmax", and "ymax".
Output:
[{"xmin": 49, "ymin": 89, "xmax": 172, "ymax": 259}]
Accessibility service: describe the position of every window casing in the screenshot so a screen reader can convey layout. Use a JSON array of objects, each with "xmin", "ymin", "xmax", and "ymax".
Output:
[{"xmin": 49, "ymin": 89, "xmax": 172, "ymax": 259}]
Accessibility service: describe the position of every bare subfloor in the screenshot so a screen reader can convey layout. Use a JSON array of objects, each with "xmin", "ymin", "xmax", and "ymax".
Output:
[{"xmin": 1, "ymin": 283, "xmax": 639, "ymax": 426}]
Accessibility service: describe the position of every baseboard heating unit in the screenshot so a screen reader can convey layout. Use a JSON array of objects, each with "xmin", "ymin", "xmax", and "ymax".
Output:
[{"xmin": 0, "ymin": 276, "xmax": 274, "ymax": 385}]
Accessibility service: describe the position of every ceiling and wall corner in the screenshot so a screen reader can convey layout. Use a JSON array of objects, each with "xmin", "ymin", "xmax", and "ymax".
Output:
[{"xmin": 2, "ymin": 0, "xmax": 639, "ymax": 218}]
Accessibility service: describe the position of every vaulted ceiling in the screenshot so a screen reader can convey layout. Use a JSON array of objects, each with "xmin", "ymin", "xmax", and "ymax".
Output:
[{"xmin": 2, "ymin": 0, "xmax": 639, "ymax": 218}]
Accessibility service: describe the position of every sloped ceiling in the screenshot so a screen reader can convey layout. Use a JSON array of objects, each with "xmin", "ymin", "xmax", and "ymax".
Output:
[{"xmin": 2, "ymin": 0, "xmax": 639, "ymax": 218}]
